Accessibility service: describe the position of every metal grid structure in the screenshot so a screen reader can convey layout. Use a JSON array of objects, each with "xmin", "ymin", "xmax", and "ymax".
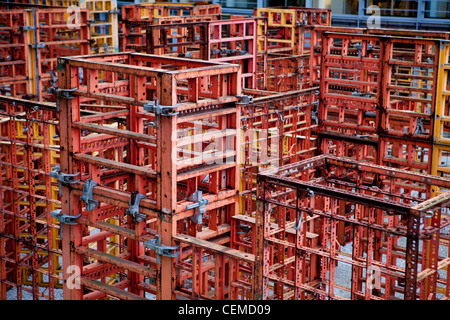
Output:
[
  {"xmin": 54, "ymin": 52, "xmax": 248, "ymax": 300},
  {"xmin": 1, "ymin": 4, "xmax": 450, "ymax": 301},
  {"xmin": 81, "ymin": 0, "xmax": 119, "ymax": 54},
  {"xmin": 0, "ymin": 10, "xmax": 29, "ymax": 99},
  {"xmin": 6, "ymin": 0, "xmax": 119, "ymax": 55},
  {"xmin": 255, "ymin": 154, "xmax": 450, "ymax": 300},
  {"xmin": 120, "ymin": 3, "xmax": 221, "ymax": 54},
  {"xmin": 319, "ymin": 31, "xmax": 441, "ymax": 176},
  {"xmin": 239, "ymin": 88, "xmax": 318, "ymax": 218},
  {"xmin": 0, "ymin": 96, "xmax": 62, "ymax": 300},
  {"xmin": 146, "ymin": 17, "xmax": 258, "ymax": 89},
  {"xmin": 0, "ymin": 5, "xmax": 91, "ymax": 102}
]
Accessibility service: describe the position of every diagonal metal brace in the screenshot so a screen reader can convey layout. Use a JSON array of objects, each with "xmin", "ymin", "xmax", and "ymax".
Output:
[
  {"xmin": 80, "ymin": 179, "xmax": 99, "ymax": 211},
  {"xmin": 126, "ymin": 192, "xmax": 147, "ymax": 223},
  {"xmin": 144, "ymin": 235, "xmax": 179, "ymax": 264},
  {"xmin": 50, "ymin": 165, "xmax": 80, "ymax": 197},
  {"xmin": 186, "ymin": 190, "xmax": 209, "ymax": 224}
]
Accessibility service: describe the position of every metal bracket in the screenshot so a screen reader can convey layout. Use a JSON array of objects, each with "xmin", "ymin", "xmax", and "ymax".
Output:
[
  {"xmin": 143, "ymin": 98, "xmax": 179, "ymax": 116},
  {"xmin": 275, "ymin": 110, "xmax": 285, "ymax": 123},
  {"xmin": 80, "ymin": 179, "xmax": 99, "ymax": 211},
  {"xmin": 311, "ymin": 109, "xmax": 318, "ymax": 125},
  {"xmin": 52, "ymin": 87, "xmax": 78, "ymax": 112},
  {"xmin": 30, "ymin": 43, "xmax": 46, "ymax": 49},
  {"xmin": 22, "ymin": 26, "xmax": 35, "ymax": 31},
  {"xmin": 236, "ymin": 95, "xmax": 253, "ymax": 106},
  {"xmin": 51, "ymin": 209, "xmax": 81, "ymax": 240},
  {"xmin": 49, "ymin": 165, "xmax": 80, "ymax": 197},
  {"xmin": 144, "ymin": 235, "xmax": 180, "ymax": 264},
  {"xmin": 186, "ymin": 190, "xmax": 209, "ymax": 225},
  {"xmin": 414, "ymin": 118, "xmax": 424, "ymax": 135},
  {"xmin": 51, "ymin": 209, "xmax": 81, "ymax": 225},
  {"xmin": 293, "ymin": 215, "xmax": 303, "ymax": 231},
  {"xmin": 126, "ymin": 192, "xmax": 147, "ymax": 223},
  {"xmin": 28, "ymin": 235, "xmax": 38, "ymax": 254}
]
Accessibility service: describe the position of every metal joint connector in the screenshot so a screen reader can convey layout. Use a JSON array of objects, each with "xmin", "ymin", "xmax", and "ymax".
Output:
[
  {"xmin": 80, "ymin": 179, "xmax": 99, "ymax": 211},
  {"xmin": 144, "ymin": 235, "xmax": 180, "ymax": 264},
  {"xmin": 236, "ymin": 95, "xmax": 253, "ymax": 106},
  {"xmin": 186, "ymin": 190, "xmax": 209, "ymax": 225},
  {"xmin": 49, "ymin": 165, "xmax": 80, "ymax": 196},
  {"xmin": 143, "ymin": 98, "xmax": 179, "ymax": 116},
  {"xmin": 30, "ymin": 43, "xmax": 46, "ymax": 49},
  {"xmin": 126, "ymin": 192, "xmax": 147, "ymax": 223},
  {"xmin": 51, "ymin": 209, "xmax": 81, "ymax": 240}
]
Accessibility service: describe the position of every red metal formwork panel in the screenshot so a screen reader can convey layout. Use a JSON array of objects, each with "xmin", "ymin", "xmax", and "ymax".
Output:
[
  {"xmin": 173, "ymin": 234, "xmax": 255, "ymax": 299},
  {"xmin": 146, "ymin": 17, "xmax": 258, "ymax": 89},
  {"xmin": 0, "ymin": 10, "xmax": 29, "ymax": 98},
  {"xmin": 260, "ymin": 52, "xmax": 311, "ymax": 92},
  {"xmin": 55, "ymin": 52, "xmax": 246, "ymax": 300},
  {"xmin": 0, "ymin": 97, "xmax": 62, "ymax": 300},
  {"xmin": 319, "ymin": 32, "xmax": 439, "ymax": 176},
  {"xmin": 255, "ymin": 155, "xmax": 450, "ymax": 300},
  {"xmin": 240, "ymin": 88, "xmax": 318, "ymax": 217},
  {"xmin": 28, "ymin": 8, "xmax": 91, "ymax": 101},
  {"xmin": 121, "ymin": 3, "xmax": 220, "ymax": 53},
  {"xmin": 255, "ymin": 7, "xmax": 331, "ymax": 55}
]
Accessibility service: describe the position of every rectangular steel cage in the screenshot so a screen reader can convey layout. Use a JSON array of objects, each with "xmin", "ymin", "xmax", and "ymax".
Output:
[
  {"xmin": 255, "ymin": 154, "xmax": 450, "ymax": 300},
  {"xmin": 54, "ymin": 52, "xmax": 246, "ymax": 300},
  {"xmin": 146, "ymin": 17, "xmax": 258, "ymax": 89}
]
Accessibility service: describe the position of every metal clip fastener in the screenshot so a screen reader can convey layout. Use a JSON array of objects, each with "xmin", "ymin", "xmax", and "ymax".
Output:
[
  {"xmin": 51, "ymin": 209, "xmax": 81, "ymax": 239},
  {"xmin": 293, "ymin": 215, "xmax": 303, "ymax": 231},
  {"xmin": 30, "ymin": 43, "xmax": 46, "ymax": 49},
  {"xmin": 28, "ymin": 235, "xmax": 38, "ymax": 254},
  {"xmin": 143, "ymin": 98, "xmax": 178, "ymax": 116},
  {"xmin": 276, "ymin": 110, "xmax": 285, "ymax": 123},
  {"xmin": 186, "ymin": 190, "xmax": 209, "ymax": 225},
  {"xmin": 144, "ymin": 235, "xmax": 180, "ymax": 264},
  {"xmin": 52, "ymin": 87, "xmax": 78, "ymax": 111},
  {"xmin": 49, "ymin": 165, "xmax": 80, "ymax": 197},
  {"xmin": 236, "ymin": 95, "xmax": 253, "ymax": 105},
  {"xmin": 414, "ymin": 118, "xmax": 424, "ymax": 135},
  {"xmin": 80, "ymin": 179, "xmax": 99, "ymax": 211},
  {"xmin": 126, "ymin": 192, "xmax": 147, "ymax": 223}
]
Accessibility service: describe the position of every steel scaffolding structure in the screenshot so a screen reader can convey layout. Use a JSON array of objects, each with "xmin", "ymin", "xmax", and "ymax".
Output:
[
  {"xmin": 1, "ymin": 4, "xmax": 450, "ymax": 301},
  {"xmin": 255, "ymin": 155, "xmax": 450, "ymax": 300}
]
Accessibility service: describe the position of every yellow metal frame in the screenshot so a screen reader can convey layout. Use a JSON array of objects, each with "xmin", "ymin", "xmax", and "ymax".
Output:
[
  {"xmin": 434, "ymin": 41, "xmax": 450, "ymax": 147},
  {"xmin": 255, "ymin": 8, "xmax": 297, "ymax": 52}
]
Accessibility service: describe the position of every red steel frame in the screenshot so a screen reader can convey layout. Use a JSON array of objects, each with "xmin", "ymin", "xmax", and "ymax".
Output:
[
  {"xmin": 0, "ymin": 10, "xmax": 29, "ymax": 98},
  {"xmin": 0, "ymin": 6, "xmax": 91, "ymax": 102},
  {"xmin": 319, "ymin": 32, "xmax": 440, "ymax": 176},
  {"xmin": 146, "ymin": 18, "xmax": 258, "ymax": 89},
  {"xmin": 0, "ymin": 96, "xmax": 62, "ymax": 300},
  {"xmin": 255, "ymin": 154, "xmax": 450, "ymax": 300},
  {"xmin": 121, "ymin": 3, "xmax": 221, "ymax": 54},
  {"xmin": 55, "ymin": 52, "xmax": 250, "ymax": 300}
]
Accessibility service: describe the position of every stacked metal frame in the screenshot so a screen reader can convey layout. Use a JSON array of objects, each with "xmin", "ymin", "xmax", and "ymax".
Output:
[
  {"xmin": 0, "ymin": 10, "xmax": 29, "ymax": 99},
  {"xmin": 2, "ymin": 0, "xmax": 119, "ymax": 55},
  {"xmin": 319, "ymin": 32, "xmax": 441, "ymax": 179},
  {"xmin": 0, "ymin": 5, "xmax": 91, "ymax": 102},
  {"xmin": 146, "ymin": 17, "xmax": 258, "ymax": 89},
  {"xmin": 120, "ymin": 3, "xmax": 221, "ymax": 54},
  {"xmin": 254, "ymin": 7, "xmax": 331, "ymax": 92},
  {"xmin": 255, "ymin": 154, "xmax": 450, "ymax": 300},
  {"xmin": 54, "ymin": 52, "xmax": 251, "ymax": 300},
  {"xmin": 0, "ymin": 96, "xmax": 62, "ymax": 300}
]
